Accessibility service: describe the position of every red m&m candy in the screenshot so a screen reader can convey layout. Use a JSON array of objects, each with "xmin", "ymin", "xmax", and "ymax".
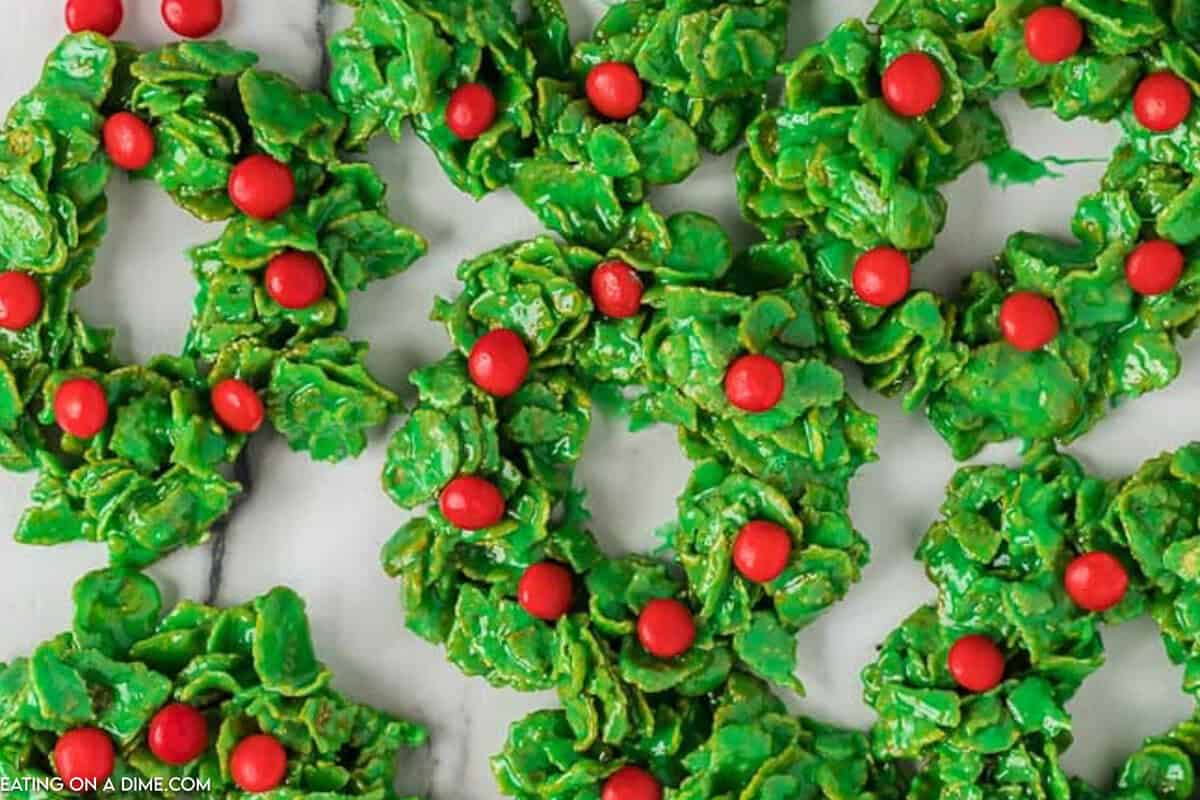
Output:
[
  {"xmin": 468, "ymin": 329, "xmax": 529, "ymax": 397},
  {"xmin": 0, "ymin": 272, "xmax": 42, "ymax": 331},
  {"xmin": 162, "ymin": 0, "xmax": 223, "ymax": 38},
  {"xmin": 733, "ymin": 520, "xmax": 792, "ymax": 583},
  {"xmin": 229, "ymin": 155, "xmax": 295, "ymax": 220},
  {"xmin": 1125, "ymin": 240, "xmax": 1184, "ymax": 296},
  {"xmin": 999, "ymin": 291, "xmax": 1059, "ymax": 351},
  {"xmin": 54, "ymin": 378, "xmax": 109, "ymax": 439},
  {"xmin": 53, "ymin": 727, "xmax": 115, "ymax": 786},
  {"xmin": 882, "ymin": 52, "xmax": 943, "ymax": 117},
  {"xmin": 148, "ymin": 703, "xmax": 209, "ymax": 766},
  {"xmin": 440, "ymin": 476, "xmax": 506, "ymax": 530},
  {"xmin": 602, "ymin": 766, "xmax": 662, "ymax": 800},
  {"xmin": 586, "ymin": 63, "xmax": 644, "ymax": 121},
  {"xmin": 1065, "ymin": 552, "xmax": 1129, "ymax": 612},
  {"xmin": 853, "ymin": 247, "xmax": 911, "ymax": 307},
  {"xmin": 211, "ymin": 379, "xmax": 265, "ymax": 434},
  {"xmin": 591, "ymin": 261, "xmax": 644, "ymax": 319},
  {"xmin": 65, "ymin": 0, "xmax": 123, "ymax": 36},
  {"xmin": 230, "ymin": 734, "xmax": 287, "ymax": 793},
  {"xmin": 724, "ymin": 354, "xmax": 784, "ymax": 412},
  {"xmin": 1024, "ymin": 7, "xmax": 1084, "ymax": 64},
  {"xmin": 947, "ymin": 634, "xmax": 1005, "ymax": 692},
  {"xmin": 518, "ymin": 562, "xmax": 574, "ymax": 621},
  {"xmin": 265, "ymin": 251, "xmax": 327, "ymax": 309},
  {"xmin": 446, "ymin": 83, "xmax": 498, "ymax": 141},
  {"xmin": 1134, "ymin": 72, "xmax": 1193, "ymax": 133},
  {"xmin": 103, "ymin": 113, "xmax": 155, "ymax": 171},
  {"xmin": 637, "ymin": 598, "xmax": 695, "ymax": 659}
]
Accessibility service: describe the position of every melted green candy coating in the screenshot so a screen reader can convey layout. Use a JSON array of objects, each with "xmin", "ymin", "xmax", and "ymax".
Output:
[
  {"xmin": 0, "ymin": 569, "xmax": 427, "ymax": 799},
  {"xmin": 739, "ymin": 2, "xmax": 1200, "ymax": 458},
  {"xmin": 0, "ymin": 35, "xmax": 422, "ymax": 565},
  {"xmin": 865, "ymin": 443, "xmax": 1200, "ymax": 797}
]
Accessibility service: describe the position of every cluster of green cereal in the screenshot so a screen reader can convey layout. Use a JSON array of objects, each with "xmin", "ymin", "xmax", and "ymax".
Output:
[
  {"xmin": 865, "ymin": 443, "xmax": 1200, "ymax": 797},
  {"xmin": 493, "ymin": 671, "xmax": 906, "ymax": 800},
  {"xmin": 0, "ymin": 568, "xmax": 426, "ymax": 799},
  {"xmin": 741, "ymin": 1, "xmax": 1200, "ymax": 458},
  {"xmin": 329, "ymin": 0, "xmax": 789, "ymax": 247},
  {"xmin": 0, "ymin": 34, "xmax": 423, "ymax": 567}
]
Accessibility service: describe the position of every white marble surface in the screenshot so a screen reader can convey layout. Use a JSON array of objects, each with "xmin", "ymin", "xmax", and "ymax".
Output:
[{"xmin": 0, "ymin": 1, "xmax": 1197, "ymax": 797}]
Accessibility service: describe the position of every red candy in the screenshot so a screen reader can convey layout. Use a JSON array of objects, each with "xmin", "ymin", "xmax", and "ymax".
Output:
[
  {"xmin": 229, "ymin": 155, "xmax": 296, "ymax": 220},
  {"xmin": 0, "ymin": 272, "xmax": 42, "ymax": 331},
  {"xmin": 947, "ymin": 634, "xmax": 1005, "ymax": 692},
  {"xmin": 732, "ymin": 520, "xmax": 792, "ymax": 583},
  {"xmin": 1065, "ymin": 552, "xmax": 1129, "ymax": 612},
  {"xmin": 162, "ymin": 0, "xmax": 223, "ymax": 38},
  {"xmin": 446, "ymin": 83, "xmax": 498, "ymax": 141},
  {"xmin": 518, "ymin": 562, "xmax": 574, "ymax": 621},
  {"xmin": 54, "ymin": 378, "xmax": 109, "ymax": 439},
  {"xmin": 65, "ymin": 0, "xmax": 123, "ymax": 36},
  {"xmin": 882, "ymin": 52, "xmax": 943, "ymax": 118},
  {"xmin": 148, "ymin": 703, "xmax": 209, "ymax": 766},
  {"xmin": 637, "ymin": 598, "xmax": 695, "ymax": 659},
  {"xmin": 53, "ymin": 727, "xmax": 115, "ymax": 786},
  {"xmin": 211, "ymin": 379, "xmax": 265, "ymax": 434},
  {"xmin": 468, "ymin": 329, "xmax": 530, "ymax": 397},
  {"xmin": 853, "ymin": 247, "xmax": 911, "ymax": 307},
  {"xmin": 103, "ymin": 113, "xmax": 155, "ymax": 171},
  {"xmin": 265, "ymin": 251, "xmax": 327, "ymax": 309},
  {"xmin": 230, "ymin": 734, "xmax": 287, "ymax": 793},
  {"xmin": 999, "ymin": 291, "xmax": 1059, "ymax": 351},
  {"xmin": 1024, "ymin": 7, "xmax": 1084, "ymax": 64},
  {"xmin": 1125, "ymin": 240, "xmax": 1184, "ymax": 296},
  {"xmin": 586, "ymin": 62, "xmax": 644, "ymax": 121},
  {"xmin": 591, "ymin": 260, "xmax": 644, "ymax": 319},
  {"xmin": 440, "ymin": 476, "xmax": 506, "ymax": 530},
  {"xmin": 1134, "ymin": 72, "xmax": 1193, "ymax": 133},
  {"xmin": 724, "ymin": 354, "xmax": 784, "ymax": 412},
  {"xmin": 602, "ymin": 766, "xmax": 663, "ymax": 800}
]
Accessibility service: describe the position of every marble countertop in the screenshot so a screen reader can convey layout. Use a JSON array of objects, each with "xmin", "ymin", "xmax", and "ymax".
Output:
[{"xmin": 0, "ymin": 1, "xmax": 1197, "ymax": 797}]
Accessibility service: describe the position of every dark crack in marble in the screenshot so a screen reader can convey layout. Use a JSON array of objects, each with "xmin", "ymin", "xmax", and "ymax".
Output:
[
  {"xmin": 317, "ymin": 0, "xmax": 334, "ymax": 85},
  {"xmin": 205, "ymin": 445, "xmax": 253, "ymax": 605}
]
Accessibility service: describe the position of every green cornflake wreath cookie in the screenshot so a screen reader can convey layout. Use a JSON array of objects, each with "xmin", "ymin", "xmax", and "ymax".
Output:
[
  {"xmin": 378, "ymin": 224, "xmax": 884, "ymax": 797},
  {"xmin": 738, "ymin": 1, "xmax": 1200, "ymax": 458},
  {"xmin": 0, "ymin": 33, "xmax": 424, "ymax": 567},
  {"xmin": 864, "ymin": 443, "xmax": 1200, "ymax": 798},
  {"xmin": 0, "ymin": 568, "xmax": 426, "ymax": 798}
]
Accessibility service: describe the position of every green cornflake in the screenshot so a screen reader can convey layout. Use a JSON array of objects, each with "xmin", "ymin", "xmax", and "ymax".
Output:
[
  {"xmin": 738, "ymin": 2, "xmax": 1200, "ymax": 458},
  {"xmin": 0, "ymin": 35, "xmax": 422, "ymax": 566},
  {"xmin": 0, "ymin": 569, "xmax": 427, "ymax": 799}
]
